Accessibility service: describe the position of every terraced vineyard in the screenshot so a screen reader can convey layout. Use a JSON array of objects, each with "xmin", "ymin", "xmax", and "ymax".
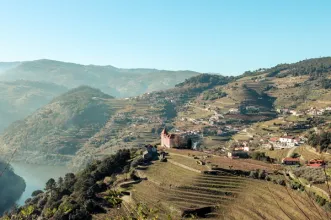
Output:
[
  {"xmin": 119, "ymin": 159, "xmax": 248, "ymax": 219},
  {"xmin": 114, "ymin": 151, "xmax": 330, "ymax": 219}
]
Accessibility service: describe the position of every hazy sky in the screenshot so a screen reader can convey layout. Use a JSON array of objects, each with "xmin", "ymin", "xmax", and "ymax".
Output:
[{"xmin": 0, "ymin": 0, "xmax": 330, "ymax": 75}]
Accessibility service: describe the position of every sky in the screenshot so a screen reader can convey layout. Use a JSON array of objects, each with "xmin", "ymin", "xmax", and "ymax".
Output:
[{"xmin": 0, "ymin": 0, "xmax": 331, "ymax": 75}]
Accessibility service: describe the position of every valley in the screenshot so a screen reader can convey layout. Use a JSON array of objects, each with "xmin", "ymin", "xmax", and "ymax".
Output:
[{"xmin": 1, "ymin": 57, "xmax": 331, "ymax": 219}]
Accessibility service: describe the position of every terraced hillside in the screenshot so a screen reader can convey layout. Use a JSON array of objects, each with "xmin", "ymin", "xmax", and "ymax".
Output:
[
  {"xmin": 110, "ymin": 151, "xmax": 329, "ymax": 219},
  {"xmin": 70, "ymin": 74, "xmax": 234, "ymax": 170},
  {"xmin": 115, "ymin": 160, "xmax": 245, "ymax": 219}
]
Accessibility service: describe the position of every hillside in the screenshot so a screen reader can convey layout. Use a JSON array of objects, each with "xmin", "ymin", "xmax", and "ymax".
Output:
[
  {"xmin": 0, "ymin": 80, "xmax": 68, "ymax": 132},
  {"xmin": 0, "ymin": 59, "xmax": 200, "ymax": 98},
  {"xmin": 2, "ymin": 148, "xmax": 329, "ymax": 220},
  {"xmin": 0, "ymin": 161, "xmax": 26, "ymax": 215},
  {"xmin": 69, "ymin": 74, "xmax": 234, "ymax": 170},
  {"xmin": 0, "ymin": 62, "xmax": 21, "ymax": 74},
  {"xmin": 0, "ymin": 86, "xmax": 114, "ymax": 165}
]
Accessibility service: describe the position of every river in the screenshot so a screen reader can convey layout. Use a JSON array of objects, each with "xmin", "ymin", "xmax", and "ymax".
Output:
[{"xmin": 11, "ymin": 163, "xmax": 69, "ymax": 205}]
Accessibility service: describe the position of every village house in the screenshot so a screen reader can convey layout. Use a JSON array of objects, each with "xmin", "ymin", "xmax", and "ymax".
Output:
[
  {"xmin": 279, "ymin": 136, "xmax": 300, "ymax": 146},
  {"xmin": 307, "ymin": 159, "xmax": 325, "ymax": 167},
  {"xmin": 282, "ymin": 157, "xmax": 300, "ymax": 165},
  {"xmin": 228, "ymin": 108, "xmax": 239, "ymax": 114},
  {"xmin": 307, "ymin": 107, "xmax": 325, "ymax": 116},
  {"xmin": 269, "ymin": 136, "xmax": 301, "ymax": 149}
]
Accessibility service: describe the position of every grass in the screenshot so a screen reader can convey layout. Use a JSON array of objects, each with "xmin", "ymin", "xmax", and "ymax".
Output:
[
  {"xmin": 294, "ymin": 146, "xmax": 331, "ymax": 162},
  {"xmin": 265, "ymin": 149, "xmax": 291, "ymax": 162}
]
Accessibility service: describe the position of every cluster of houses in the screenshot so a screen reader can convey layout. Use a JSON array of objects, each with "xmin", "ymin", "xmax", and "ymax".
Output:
[
  {"xmin": 267, "ymin": 135, "xmax": 305, "ymax": 149},
  {"xmin": 277, "ymin": 106, "xmax": 331, "ymax": 117}
]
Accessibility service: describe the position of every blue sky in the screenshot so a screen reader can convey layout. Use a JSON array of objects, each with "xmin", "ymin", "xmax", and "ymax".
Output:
[{"xmin": 0, "ymin": 0, "xmax": 330, "ymax": 75}]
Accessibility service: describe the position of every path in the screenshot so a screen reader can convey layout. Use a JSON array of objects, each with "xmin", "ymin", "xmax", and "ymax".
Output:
[{"xmin": 286, "ymin": 146, "xmax": 298, "ymax": 158}]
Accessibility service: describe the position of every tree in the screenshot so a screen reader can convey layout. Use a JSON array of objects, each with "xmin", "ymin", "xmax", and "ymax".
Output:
[
  {"xmin": 45, "ymin": 178, "xmax": 56, "ymax": 191},
  {"xmin": 45, "ymin": 178, "xmax": 56, "ymax": 197},
  {"xmin": 57, "ymin": 177, "xmax": 64, "ymax": 189},
  {"xmin": 64, "ymin": 173, "xmax": 76, "ymax": 192},
  {"xmin": 31, "ymin": 190, "xmax": 43, "ymax": 197}
]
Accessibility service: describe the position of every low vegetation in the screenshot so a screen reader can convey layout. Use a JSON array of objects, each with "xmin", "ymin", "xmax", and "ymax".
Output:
[{"xmin": 1, "ymin": 149, "xmax": 133, "ymax": 220}]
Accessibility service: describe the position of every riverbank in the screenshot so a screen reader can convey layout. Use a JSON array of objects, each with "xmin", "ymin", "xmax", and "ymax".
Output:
[{"xmin": 11, "ymin": 163, "xmax": 68, "ymax": 205}]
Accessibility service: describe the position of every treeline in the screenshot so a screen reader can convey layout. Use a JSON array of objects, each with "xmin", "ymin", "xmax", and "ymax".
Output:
[
  {"xmin": 0, "ymin": 160, "xmax": 26, "ymax": 215},
  {"xmin": 266, "ymin": 57, "xmax": 331, "ymax": 78},
  {"xmin": 1, "ymin": 149, "xmax": 135, "ymax": 220},
  {"xmin": 176, "ymin": 74, "xmax": 234, "ymax": 91}
]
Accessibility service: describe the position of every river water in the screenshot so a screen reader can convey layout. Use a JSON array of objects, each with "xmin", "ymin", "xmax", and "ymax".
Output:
[{"xmin": 11, "ymin": 163, "xmax": 68, "ymax": 205}]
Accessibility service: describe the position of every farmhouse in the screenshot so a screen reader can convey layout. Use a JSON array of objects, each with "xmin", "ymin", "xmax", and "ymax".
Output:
[
  {"xmin": 279, "ymin": 136, "xmax": 294, "ymax": 144},
  {"xmin": 282, "ymin": 157, "xmax": 300, "ymax": 165},
  {"xmin": 228, "ymin": 108, "xmax": 239, "ymax": 114},
  {"xmin": 307, "ymin": 159, "xmax": 325, "ymax": 167}
]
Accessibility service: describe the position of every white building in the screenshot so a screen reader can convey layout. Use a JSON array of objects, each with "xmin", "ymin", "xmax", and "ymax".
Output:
[
  {"xmin": 279, "ymin": 136, "xmax": 295, "ymax": 144},
  {"xmin": 228, "ymin": 108, "xmax": 239, "ymax": 114}
]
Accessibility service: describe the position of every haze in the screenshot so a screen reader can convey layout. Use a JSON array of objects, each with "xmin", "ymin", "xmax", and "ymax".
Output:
[{"xmin": 0, "ymin": 0, "xmax": 331, "ymax": 74}]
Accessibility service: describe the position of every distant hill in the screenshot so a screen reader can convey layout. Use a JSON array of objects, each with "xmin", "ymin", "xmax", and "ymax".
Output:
[
  {"xmin": 0, "ymin": 59, "xmax": 200, "ymax": 98},
  {"xmin": 0, "ymin": 62, "xmax": 21, "ymax": 74},
  {"xmin": 0, "ymin": 80, "xmax": 68, "ymax": 132},
  {"xmin": 0, "ymin": 86, "xmax": 114, "ymax": 165},
  {"xmin": 2, "ymin": 56, "xmax": 331, "ymax": 169}
]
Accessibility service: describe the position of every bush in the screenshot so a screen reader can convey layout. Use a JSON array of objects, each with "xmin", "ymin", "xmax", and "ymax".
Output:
[
  {"xmin": 290, "ymin": 153, "xmax": 300, "ymax": 158},
  {"xmin": 131, "ymin": 156, "xmax": 144, "ymax": 168},
  {"xmin": 293, "ymin": 167, "xmax": 326, "ymax": 183}
]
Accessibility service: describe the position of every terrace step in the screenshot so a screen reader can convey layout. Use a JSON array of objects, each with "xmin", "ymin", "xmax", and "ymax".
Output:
[
  {"xmin": 167, "ymin": 197, "xmax": 216, "ymax": 207},
  {"xmin": 168, "ymin": 192, "xmax": 232, "ymax": 204},
  {"xmin": 170, "ymin": 200, "xmax": 228, "ymax": 211},
  {"xmin": 193, "ymin": 183, "xmax": 242, "ymax": 189},
  {"xmin": 180, "ymin": 185, "xmax": 243, "ymax": 194},
  {"xmin": 167, "ymin": 189, "xmax": 235, "ymax": 201},
  {"xmin": 193, "ymin": 178, "xmax": 245, "ymax": 185}
]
